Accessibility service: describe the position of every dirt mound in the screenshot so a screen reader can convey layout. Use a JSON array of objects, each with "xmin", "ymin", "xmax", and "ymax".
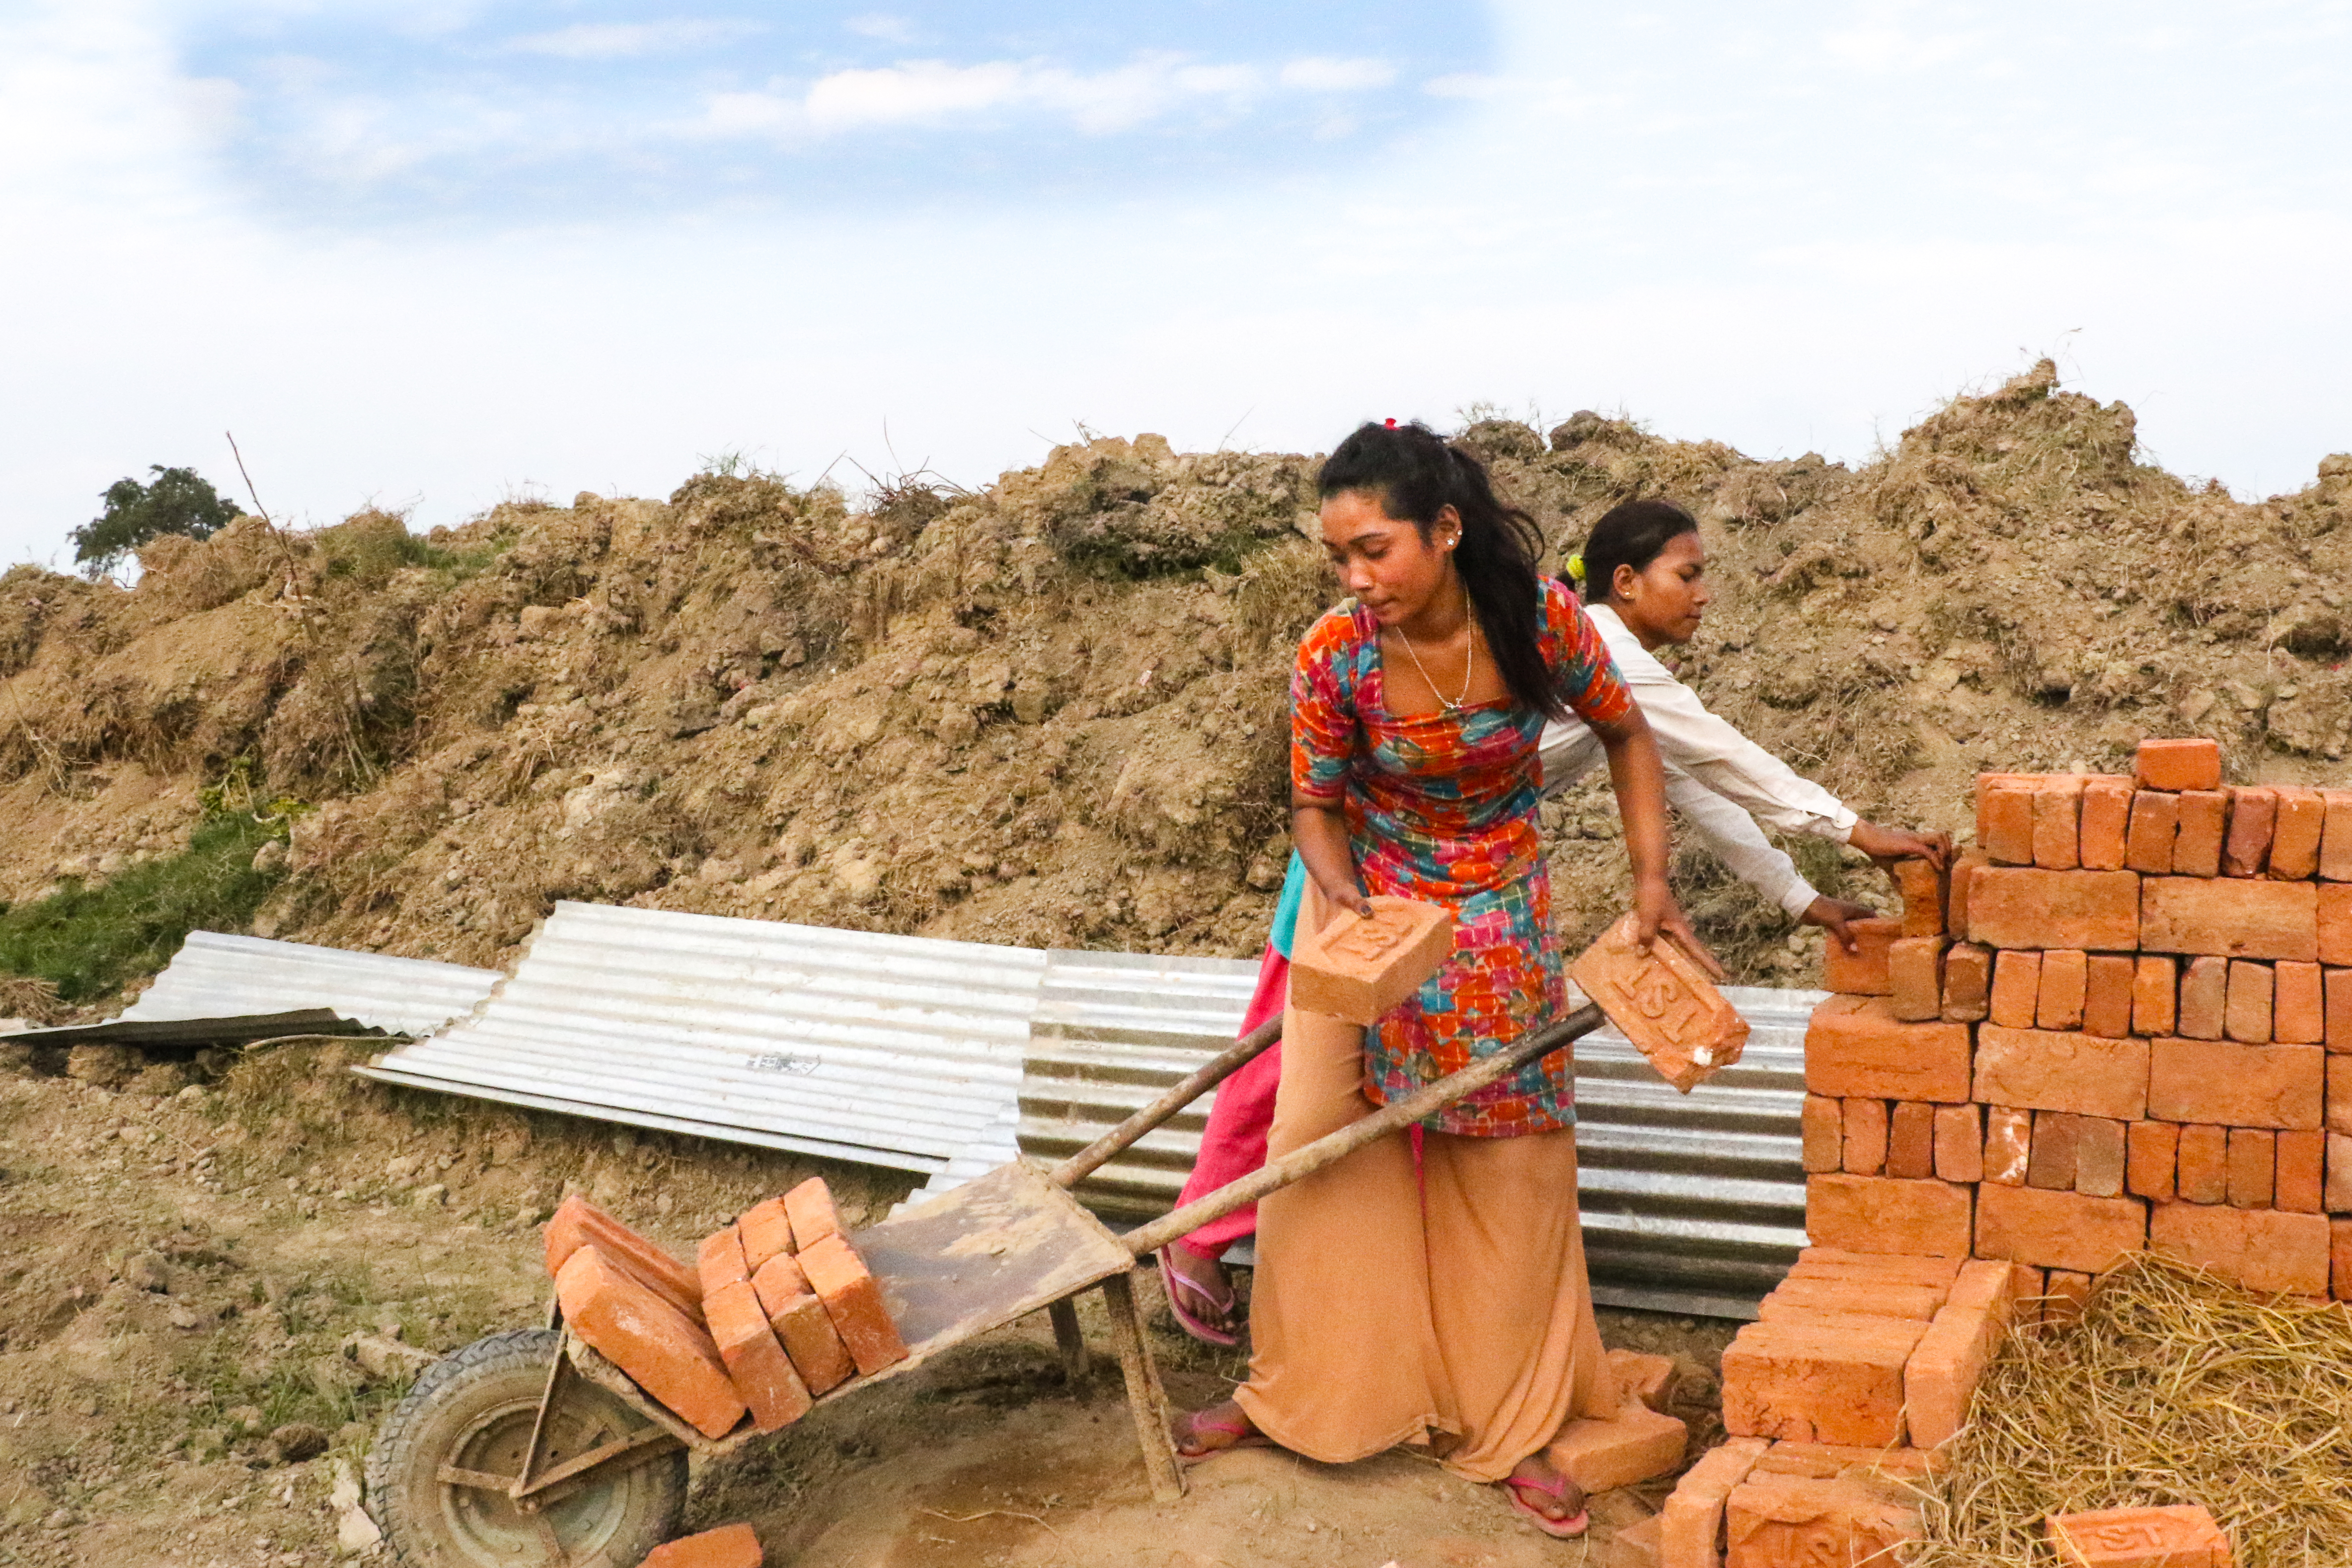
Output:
[{"xmin": 0, "ymin": 361, "xmax": 2347, "ymax": 996}]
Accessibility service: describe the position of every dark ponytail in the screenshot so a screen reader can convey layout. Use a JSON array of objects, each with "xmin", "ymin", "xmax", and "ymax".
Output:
[
  {"xmin": 1581, "ymin": 499, "xmax": 1699, "ymax": 603},
  {"xmin": 1318, "ymin": 420, "xmax": 1564, "ymax": 722}
]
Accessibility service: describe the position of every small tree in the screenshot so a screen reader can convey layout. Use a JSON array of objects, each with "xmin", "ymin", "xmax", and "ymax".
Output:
[{"xmin": 72, "ymin": 465, "xmax": 243, "ymax": 577}]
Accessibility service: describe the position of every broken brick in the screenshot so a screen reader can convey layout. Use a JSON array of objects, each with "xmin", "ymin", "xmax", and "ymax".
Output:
[
  {"xmin": 1294, "ymin": 893, "xmax": 1455, "ymax": 1025},
  {"xmin": 1658, "ymin": 1436, "xmax": 1769, "ymax": 1568},
  {"xmin": 2324, "ymin": 790, "xmax": 2352, "ymax": 881},
  {"xmin": 2276, "ymin": 961, "xmax": 2325, "ymax": 1044},
  {"xmin": 2150, "ymin": 1203, "xmax": 2333, "ymax": 1295},
  {"xmin": 2038, "ymin": 949, "xmax": 2089, "ymax": 1031},
  {"xmin": 2225, "ymin": 1128, "xmax": 2274, "ymax": 1209},
  {"xmin": 1979, "ymin": 781, "xmax": 2037, "ymax": 866},
  {"xmin": 555, "ymin": 1246, "xmax": 746, "ymax": 1441},
  {"xmin": 1886, "ymin": 1101, "xmax": 1936, "ymax": 1180},
  {"xmin": 1607, "ymin": 1348, "xmax": 1678, "ymax": 1413},
  {"xmin": 2124, "ymin": 791, "xmax": 2178, "ymax": 875},
  {"xmin": 2176, "ymin": 1125, "xmax": 2229, "ymax": 1205},
  {"xmin": 2078, "ymin": 778, "xmax": 2133, "ymax": 873},
  {"xmin": 1888, "ymin": 936, "xmax": 1947, "ymax": 1023},
  {"xmin": 737, "ymin": 1198, "xmax": 794, "ymax": 1273},
  {"xmin": 1973, "ymin": 1184, "xmax": 2148, "ymax": 1274},
  {"xmin": 2074, "ymin": 1118, "xmax": 2127, "ymax": 1199},
  {"xmin": 2147, "ymin": 1038, "xmax": 2324, "ymax": 1130},
  {"xmin": 1805, "ymin": 1175, "xmax": 1974, "ymax": 1257},
  {"xmin": 1983, "ymin": 1106, "xmax": 2033, "ymax": 1187},
  {"xmin": 2033, "ymin": 777, "xmax": 2086, "ymax": 870},
  {"xmin": 2272, "ymin": 786, "xmax": 2326, "ymax": 881},
  {"xmin": 1545, "ymin": 1395, "xmax": 1688, "ymax": 1493},
  {"xmin": 2134, "ymin": 738, "xmax": 2221, "ymax": 793},
  {"xmin": 697, "ymin": 1225, "xmax": 750, "ymax": 1302},
  {"xmin": 1821, "ymin": 917, "xmax": 1899, "ymax": 996},
  {"xmin": 1843, "ymin": 1097, "xmax": 1889, "ymax": 1176},
  {"xmin": 642, "ymin": 1523, "xmax": 765, "ymax": 1568},
  {"xmin": 2331, "ymin": 968, "xmax": 2352, "ymax": 1053},
  {"xmin": 2275, "ymin": 1128, "xmax": 2324, "ymax": 1215},
  {"xmin": 783, "ymin": 1178, "xmax": 844, "ymax": 1253},
  {"xmin": 1803, "ymin": 997, "xmax": 1974, "ymax": 1102},
  {"xmin": 1893, "ymin": 858, "xmax": 1946, "ymax": 937},
  {"xmin": 1801, "ymin": 1094, "xmax": 1843, "ymax": 1174},
  {"xmin": 2178, "ymin": 956, "xmax": 2227, "ymax": 1040},
  {"xmin": 2223, "ymin": 786, "xmax": 2277, "ymax": 877},
  {"xmin": 1973, "ymin": 1026, "xmax": 2149, "ymax": 1120},
  {"xmin": 1724, "ymin": 1474, "xmax": 1920, "ymax": 1568},
  {"xmin": 2047, "ymin": 1504, "xmax": 2230, "ymax": 1568},
  {"xmin": 2043, "ymin": 1269, "xmax": 2094, "ymax": 1326},
  {"xmin": 2140, "ymin": 876, "xmax": 2318, "ymax": 962},
  {"xmin": 2224, "ymin": 960, "xmax": 2274, "ymax": 1044},
  {"xmin": 2125, "ymin": 1121, "xmax": 2178, "ymax": 1203},
  {"xmin": 750, "ymin": 1253, "xmax": 854, "ymax": 1396},
  {"xmin": 2026, "ymin": 1112, "xmax": 2080, "ymax": 1191},
  {"xmin": 703, "ymin": 1279, "xmax": 812, "ymax": 1433},
  {"xmin": 2172, "ymin": 790, "xmax": 2230, "ymax": 879},
  {"xmin": 797, "ymin": 1234, "xmax": 909, "ymax": 1375},
  {"xmin": 1902, "ymin": 1259, "xmax": 2016, "ymax": 1449},
  {"xmin": 2131, "ymin": 956, "xmax": 2177, "ymax": 1037},
  {"xmin": 1572, "ymin": 912, "xmax": 1750, "ymax": 1091},
  {"xmin": 1988, "ymin": 949, "xmax": 2042, "ymax": 1029},
  {"xmin": 1933, "ymin": 1104, "xmax": 1983, "ymax": 1184},
  {"xmin": 1968, "ymin": 868, "xmax": 2140, "ymax": 952},
  {"xmin": 1720, "ymin": 1317, "xmax": 1927, "ymax": 1446},
  {"xmin": 1942, "ymin": 943, "xmax": 1991, "ymax": 1023},
  {"xmin": 2082, "ymin": 954, "xmax": 2134, "ymax": 1039}
]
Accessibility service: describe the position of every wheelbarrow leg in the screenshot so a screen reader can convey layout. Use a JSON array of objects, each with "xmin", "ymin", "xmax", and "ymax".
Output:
[
  {"xmin": 1100, "ymin": 1270, "xmax": 1185, "ymax": 1502},
  {"xmin": 1047, "ymin": 1298, "xmax": 1090, "ymax": 1383}
]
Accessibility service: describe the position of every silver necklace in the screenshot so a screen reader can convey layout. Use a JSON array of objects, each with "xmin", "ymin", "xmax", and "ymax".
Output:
[{"xmin": 1395, "ymin": 583, "xmax": 1474, "ymax": 712}]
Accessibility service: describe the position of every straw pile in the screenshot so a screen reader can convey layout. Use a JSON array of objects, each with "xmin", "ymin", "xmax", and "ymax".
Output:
[{"xmin": 1909, "ymin": 1254, "xmax": 2352, "ymax": 1566}]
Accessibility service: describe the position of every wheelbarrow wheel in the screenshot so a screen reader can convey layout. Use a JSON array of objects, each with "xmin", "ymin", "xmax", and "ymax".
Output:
[{"xmin": 366, "ymin": 1328, "xmax": 687, "ymax": 1567}]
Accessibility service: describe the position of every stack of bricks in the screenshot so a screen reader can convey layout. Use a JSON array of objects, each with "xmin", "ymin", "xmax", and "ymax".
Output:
[{"xmin": 546, "ymin": 1176, "xmax": 909, "ymax": 1441}]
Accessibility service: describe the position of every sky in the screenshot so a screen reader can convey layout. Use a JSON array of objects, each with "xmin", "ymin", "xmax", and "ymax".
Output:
[{"xmin": 3, "ymin": 1, "xmax": 2350, "ymax": 566}]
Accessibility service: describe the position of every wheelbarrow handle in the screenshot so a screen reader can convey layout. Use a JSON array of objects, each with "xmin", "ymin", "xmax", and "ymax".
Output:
[
  {"xmin": 1050, "ymin": 1015, "xmax": 1284, "ymax": 1191},
  {"xmin": 1120, "ymin": 1002, "xmax": 1604, "ymax": 1259}
]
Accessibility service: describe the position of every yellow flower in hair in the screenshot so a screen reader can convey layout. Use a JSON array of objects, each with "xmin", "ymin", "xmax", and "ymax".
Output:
[{"xmin": 1566, "ymin": 553, "xmax": 1587, "ymax": 584}]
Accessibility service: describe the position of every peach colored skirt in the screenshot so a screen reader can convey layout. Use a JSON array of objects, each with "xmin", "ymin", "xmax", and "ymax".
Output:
[{"xmin": 1231, "ymin": 1002, "xmax": 1618, "ymax": 1483}]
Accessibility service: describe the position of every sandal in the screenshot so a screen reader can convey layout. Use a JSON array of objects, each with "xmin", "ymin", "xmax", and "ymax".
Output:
[
  {"xmin": 1156, "ymin": 1246, "xmax": 1240, "ymax": 1347},
  {"xmin": 1500, "ymin": 1469, "xmax": 1590, "ymax": 1539},
  {"xmin": 1170, "ymin": 1404, "xmax": 1272, "ymax": 1465}
]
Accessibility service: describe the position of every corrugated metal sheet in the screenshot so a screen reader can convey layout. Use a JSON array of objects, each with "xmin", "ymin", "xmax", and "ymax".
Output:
[
  {"xmin": 359, "ymin": 901, "xmax": 1048, "ymax": 1175},
  {"xmin": 120, "ymin": 931, "xmax": 502, "ymax": 1038},
  {"xmin": 0, "ymin": 1009, "xmax": 371, "ymax": 1050}
]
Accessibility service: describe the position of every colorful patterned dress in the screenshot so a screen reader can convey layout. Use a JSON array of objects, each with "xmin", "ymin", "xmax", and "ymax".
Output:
[{"xmin": 1290, "ymin": 578, "xmax": 1633, "ymax": 1135}]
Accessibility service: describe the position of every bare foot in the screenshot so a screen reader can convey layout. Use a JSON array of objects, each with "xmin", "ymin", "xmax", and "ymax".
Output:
[
  {"xmin": 1502, "ymin": 1451, "xmax": 1588, "ymax": 1537},
  {"xmin": 1170, "ymin": 1399, "xmax": 1263, "ymax": 1461},
  {"xmin": 1161, "ymin": 1246, "xmax": 1239, "ymax": 1340}
]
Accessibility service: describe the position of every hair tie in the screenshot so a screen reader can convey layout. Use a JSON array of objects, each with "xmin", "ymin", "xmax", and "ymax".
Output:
[
  {"xmin": 1383, "ymin": 417, "xmax": 1397, "ymax": 428},
  {"xmin": 1566, "ymin": 553, "xmax": 1587, "ymax": 585}
]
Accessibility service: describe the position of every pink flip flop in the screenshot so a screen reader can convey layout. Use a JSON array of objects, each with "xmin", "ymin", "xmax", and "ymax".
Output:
[
  {"xmin": 1156, "ymin": 1246, "xmax": 1240, "ymax": 1347},
  {"xmin": 1170, "ymin": 1408, "xmax": 1273, "ymax": 1466},
  {"xmin": 1500, "ymin": 1471, "xmax": 1590, "ymax": 1539}
]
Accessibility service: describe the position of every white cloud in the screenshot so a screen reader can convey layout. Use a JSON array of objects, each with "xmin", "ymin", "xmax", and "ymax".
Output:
[
  {"xmin": 1280, "ymin": 56, "xmax": 1396, "ymax": 92},
  {"xmin": 843, "ymin": 13, "xmax": 919, "ymax": 44},
  {"xmin": 507, "ymin": 20, "xmax": 758, "ymax": 61}
]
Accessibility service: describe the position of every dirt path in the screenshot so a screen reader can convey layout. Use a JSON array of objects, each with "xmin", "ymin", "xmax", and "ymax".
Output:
[{"xmin": 0, "ymin": 1045, "xmax": 1731, "ymax": 1567}]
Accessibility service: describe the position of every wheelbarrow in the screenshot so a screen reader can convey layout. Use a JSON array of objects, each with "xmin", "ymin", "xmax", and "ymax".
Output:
[{"xmin": 365, "ymin": 1000, "xmax": 1607, "ymax": 1566}]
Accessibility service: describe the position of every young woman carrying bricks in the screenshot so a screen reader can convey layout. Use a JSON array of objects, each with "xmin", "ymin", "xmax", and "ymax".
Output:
[
  {"xmin": 1159, "ymin": 496, "xmax": 1951, "ymax": 1357},
  {"xmin": 1165, "ymin": 421, "xmax": 1711, "ymax": 1539}
]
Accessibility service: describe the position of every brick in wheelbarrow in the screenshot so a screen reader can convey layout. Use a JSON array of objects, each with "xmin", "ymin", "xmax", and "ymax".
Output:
[
  {"xmin": 703, "ymin": 1279, "xmax": 812, "ymax": 1432},
  {"xmin": 736, "ymin": 1196, "xmax": 795, "ymax": 1272},
  {"xmin": 2047, "ymin": 1503, "xmax": 2233, "ymax": 1567},
  {"xmin": 1290, "ymin": 894, "xmax": 1455, "ymax": 1025},
  {"xmin": 783, "ymin": 1177, "xmax": 844, "ymax": 1252},
  {"xmin": 543, "ymin": 1195, "xmax": 702, "ymax": 1318},
  {"xmin": 698, "ymin": 1225, "xmax": 751, "ymax": 1300},
  {"xmin": 796, "ymin": 1233, "xmax": 909, "ymax": 1376},
  {"xmin": 1570, "ymin": 912, "xmax": 1749, "ymax": 1092},
  {"xmin": 642, "ymin": 1522, "xmax": 764, "ymax": 1567},
  {"xmin": 751, "ymin": 1252, "xmax": 855, "ymax": 1395},
  {"xmin": 554, "ymin": 1245, "xmax": 746, "ymax": 1440}
]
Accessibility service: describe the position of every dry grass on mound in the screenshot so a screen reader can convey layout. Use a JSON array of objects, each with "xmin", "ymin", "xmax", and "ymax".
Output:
[{"xmin": 1912, "ymin": 1253, "xmax": 2352, "ymax": 1566}]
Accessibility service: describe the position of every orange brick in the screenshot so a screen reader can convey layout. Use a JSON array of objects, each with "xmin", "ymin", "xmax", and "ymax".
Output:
[
  {"xmin": 737, "ymin": 1198, "xmax": 794, "ymax": 1273},
  {"xmin": 1902, "ymin": 1259, "xmax": 2016, "ymax": 1449},
  {"xmin": 555, "ymin": 1246, "xmax": 747, "ymax": 1440},
  {"xmin": 2224, "ymin": 960, "xmax": 2274, "ymax": 1043},
  {"xmin": 2047, "ymin": 1503, "xmax": 2230, "ymax": 1568},
  {"xmin": 2223, "ymin": 786, "xmax": 2277, "ymax": 876},
  {"xmin": 2324, "ymin": 790, "xmax": 2352, "ymax": 881},
  {"xmin": 1948, "ymin": 847, "xmax": 1990, "ymax": 940},
  {"xmin": 2334, "ymin": 1219, "xmax": 2352, "ymax": 1301},
  {"xmin": 797, "ymin": 1234, "xmax": 909, "ymax": 1375},
  {"xmin": 2150, "ymin": 1203, "xmax": 2332, "ymax": 1294},
  {"xmin": 1790, "ymin": 1249, "xmax": 1966, "ymax": 1287},
  {"xmin": 2276, "ymin": 961, "xmax": 2325, "ymax": 1044},
  {"xmin": 2125, "ymin": 1121, "xmax": 2178, "ymax": 1202},
  {"xmin": 1973, "ymin": 1184, "xmax": 2149, "ymax": 1273},
  {"xmin": 1842, "ymin": 1098, "xmax": 1889, "ymax": 1175},
  {"xmin": 1801, "ymin": 1094, "xmax": 1843, "ymax": 1173},
  {"xmin": 2276, "ymin": 1128, "xmax": 2324, "ymax": 1214},
  {"xmin": 2176, "ymin": 1125, "xmax": 2229, "ymax": 1204},
  {"xmin": 1546, "ymin": 1396, "xmax": 1688, "ymax": 1493},
  {"xmin": 1893, "ymin": 858, "xmax": 1946, "ymax": 937},
  {"xmin": 2078, "ymin": 778, "xmax": 2132, "ymax": 872},
  {"xmin": 1942, "ymin": 943, "xmax": 1991, "ymax": 1023},
  {"xmin": 1973, "ymin": 1026, "xmax": 2149, "ymax": 1120},
  {"xmin": 1821, "ymin": 917, "xmax": 1898, "ymax": 996},
  {"xmin": 2131, "ymin": 956, "xmax": 2178, "ymax": 1037},
  {"xmin": 1574, "ymin": 912, "xmax": 1752, "ymax": 1090},
  {"xmin": 1969, "ymin": 868, "xmax": 2139, "ymax": 952},
  {"xmin": 1615, "ymin": 1514, "xmax": 1663, "ymax": 1568},
  {"xmin": 2033, "ymin": 777, "xmax": 2086, "ymax": 870},
  {"xmin": 1607, "ymin": 1348, "xmax": 1679, "ymax": 1412},
  {"xmin": 1886, "ymin": 1102, "xmax": 1936, "ymax": 1180},
  {"xmin": 642, "ymin": 1523, "xmax": 764, "ymax": 1568},
  {"xmin": 704, "ymin": 1279, "xmax": 812, "ymax": 1433},
  {"xmin": 1806, "ymin": 1176, "xmax": 1974, "ymax": 1257},
  {"xmin": 2177, "ymin": 955, "xmax": 2226, "ymax": 1039},
  {"xmin": 2331, "ymin": 969, "xmax": 2352, "ymax": 1053},
  {"xmin": 2135, "ymin": 738, "xmax": 2222, "ymax": 793},
  {"xmin": 2124, "ymin": 791, "xmax": 2178, "ymax": 875},
  {"xmin": 1983, "ymin": 1106, "xmax": 2032, "ymax": 1186},
  {"xmin": 1803, "ymin": 997, "xmax": 1974, "ymax": 1102},
  {"xmin": 2330, "ymin": 1135, "xmax": 2352, "ymax": 1213},
  {"xmin": 2009, "ymin": 1264, "xmax": 2049, "ymax": 1327},
  {"xmin": 1294, "ymin": 893, "xmax": 1455, "ymax": 1024},
  {"xmin": 1988, "ymin": 949, "xmax": 2042, "ymax": 1029},
  {"xmin": 783, "ymin": 1177, "xmax": 843, "ymax": 1253},
  {"xmin": 2080, "ymin": 954, "xmax": 2133, "ymax": 1039},
  {"xmin": 543, "ymin": 1195, "xmax": 703, "ymax": 1318},
  {"xmin": 750, "ymin": 1253, "xmax": 855, "ymax": 1396},
  {"xmin": 2037, "ymin": 949, "xmax": 2089, "ymax": 1031},
  {"xmin": 2322, "ymin": 884, "xmax": 2352, "ymax": 967},
  {"xmin": 697, "ymin": 1225, "xmax": 750, "ymax": 1301},
  {"xmin": 1724, "ymin": 1474, "xmax": 1921, "ymax": 1568},
  {"xmin": 2173, "ymin": 790, "xmax": 2229, "ymax": 878},
  {"xmin": 1979, "ymin": 781, "xmax": 2036, "ymax": 865},
  {"xmin": 2075, "ymin": 1118, "xmax": 2127, "ymax": 1199},
  {"xmin": 1658, "ymin": 1436, "xmax": 1769, "ymax": 1568},
  {"xmin": 2026, "ymin": 1112, "xmax": 2080, "ymax": 1191},
  {"xmin": 2272, "ymin": 786, "xmax": 2326, "ymax": 880},
  {"xmin": 1749, "ymin": 1442, "xmax": 1944, "ymax": 1481},
  {"xmin": 2148, "ymin": 1038, "xmax": 2323, "ymax": 1129},
  {"xmin": 2141, "ymin": 876, "xmax": 2317, "ymax": 961},
  {"xmin": 1720, "ymin": 1318, "xmax": 1927, "ymax": 1446},
  {"xmin": 2334, "ymin": 1057, "xmax": 2352, "ymax": 1136},
  {"xmin": 1888, "ymin": 936, "xmax": 1947, "ymax": 1022},
  {"xmin": 1934, "ymin": 1104, "xmax": 1983, "ymax": 1184},
  {"xmin": 2226, "ymin": 1128, "xmax": 2274, "ymax": 1209},
  {"xmin": 2044, "ymin": 1269, "xmax": 2093, "ymax": 1326}
]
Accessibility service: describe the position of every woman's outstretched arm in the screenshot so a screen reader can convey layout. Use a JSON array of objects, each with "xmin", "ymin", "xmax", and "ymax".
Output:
[
  {"xmin": 1292, "ymin": 791, "xmax": 1371, "ymax": 919},
  {"xmin": 1589, "ymin": 705, "xmax": 1724, "ymax": 977}
]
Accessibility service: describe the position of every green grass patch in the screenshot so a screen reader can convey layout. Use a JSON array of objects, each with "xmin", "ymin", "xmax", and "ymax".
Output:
[{"xmin": 0, "ymin": 814, "xmax": 286, "ymax": 1002}]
